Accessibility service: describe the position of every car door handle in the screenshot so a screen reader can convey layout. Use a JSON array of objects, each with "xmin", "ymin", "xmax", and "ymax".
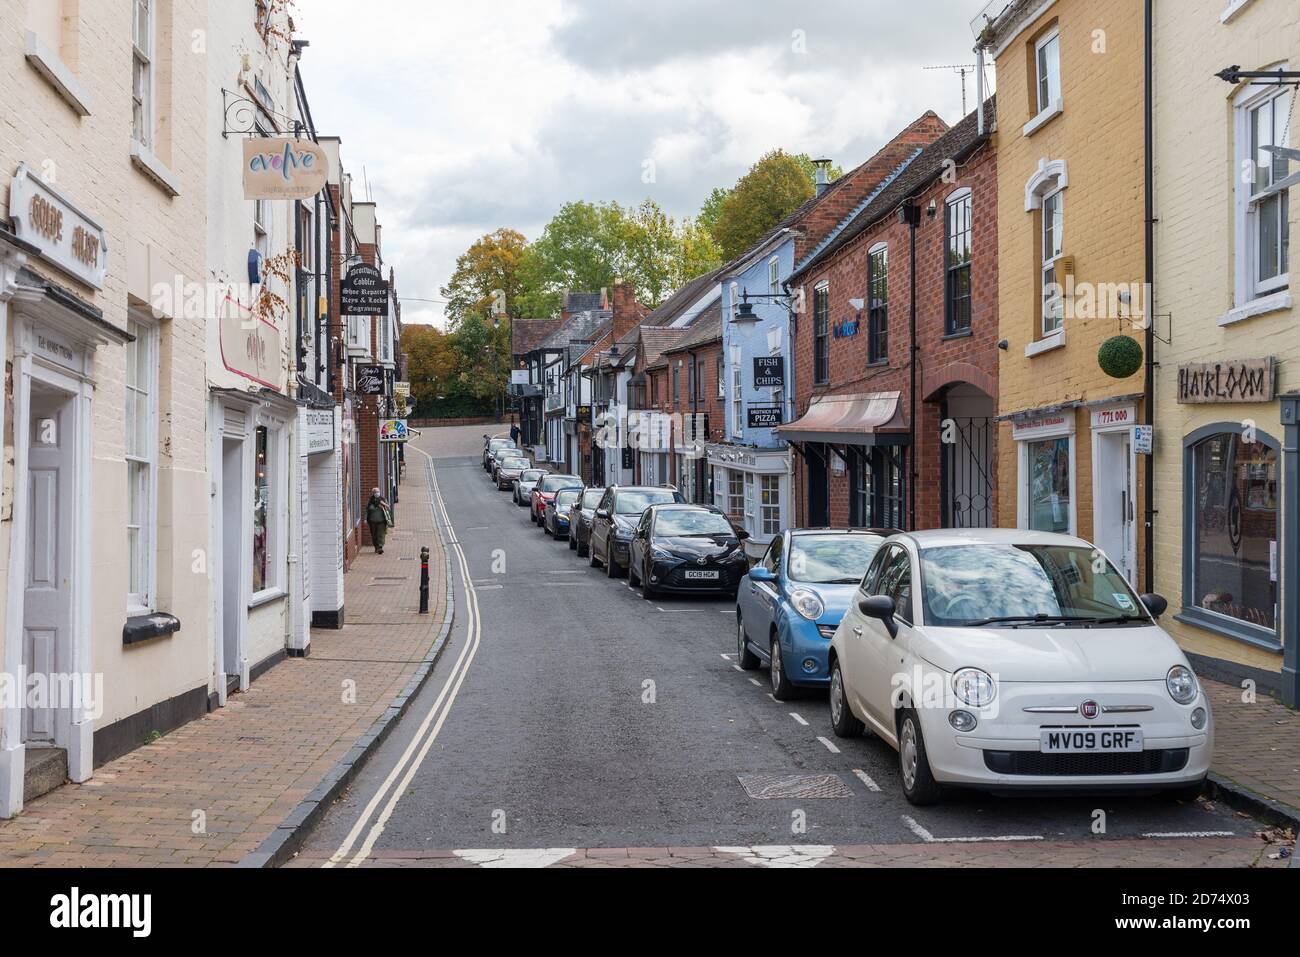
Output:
[{"xmin": 853, "ymin": 627, "xmax": 864, "ymax": 637}]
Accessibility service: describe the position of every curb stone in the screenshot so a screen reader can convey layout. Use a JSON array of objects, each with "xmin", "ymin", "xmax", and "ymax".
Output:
[
  {"xmin": 236, "ymin": 456, "xmax": 456, "ymax": 868},
  {"xmin": 1203, "ymin": 772, "xmax": 1300, "ymax": 866}
]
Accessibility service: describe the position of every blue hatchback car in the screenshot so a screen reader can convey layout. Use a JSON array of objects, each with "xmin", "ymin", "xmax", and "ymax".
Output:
[{"xmin": 736, "ymin": 528, "xmax": 896, "ymax": 700}]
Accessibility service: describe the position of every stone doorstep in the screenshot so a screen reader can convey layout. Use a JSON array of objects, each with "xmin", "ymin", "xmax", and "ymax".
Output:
[{"xmin": 22, "ymin": 748, "xmax": 68, "ymax": 805}]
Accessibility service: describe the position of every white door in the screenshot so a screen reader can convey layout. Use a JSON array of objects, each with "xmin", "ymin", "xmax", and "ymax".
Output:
[
  {"xmin": 22, "ymin": 387, "xmax": 76, "ymax": 745},
  {"xmin": 221, "ymin": 436, "xmax": 244, "ymax": 685},
  {"xmin": 1094, "ymin": 430, "xmax": 1136, "ymax": 584}
]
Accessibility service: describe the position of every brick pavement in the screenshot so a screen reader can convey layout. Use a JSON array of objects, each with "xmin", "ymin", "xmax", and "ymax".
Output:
[
  {"xmin": 0, "ymin": 459, "xmax": 449, "ymax": 868},
  {"xmin": 1202, "ymin": 677, "xmax": 1300, "ymax": 822}
]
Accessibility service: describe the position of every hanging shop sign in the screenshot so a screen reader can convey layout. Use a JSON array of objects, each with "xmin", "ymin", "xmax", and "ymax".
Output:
[
  {"xmin": 622, "ymin": 447, "xmax": 636, "ymax": 470},
  {"xmin": 9, "ymin": 163, "xmax": 108, "ymax": 289},
  {"xmin": 340, "ymin": 263, "xmax": 390, "ymax": 317},
  {"xmin": 748, "ymin": 405, "xmax": 784, "ymax": 429},
  {"xmin": 218, "ymin": 295, "xmax": 282, "ymax": 391},
  {"xmin": 379, "ymin": 419, "xmax": 410, "ymax": 443},
  {"xmin": 243, "ymin": 137, "xmax": 329, "ymax": 201},
  {"xmin": 300, "ymin": 408, "xmax": 337, "ymax": 456},
  {"xmin": 356, "ymin": 364, "xmax": 385, "ymax": 395},
  {"xmin": 753, "ymin": 356, "xmax": 785, "ymax": 389},
  {"xmin": 1176, "ymin": 358, "xmax": 1274, "ymax": 404}
]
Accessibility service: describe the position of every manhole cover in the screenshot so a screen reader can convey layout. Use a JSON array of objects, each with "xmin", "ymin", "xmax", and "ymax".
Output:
[{"xmin": 738, "ymin": 772, "xmax": 853, "ymax": 800}]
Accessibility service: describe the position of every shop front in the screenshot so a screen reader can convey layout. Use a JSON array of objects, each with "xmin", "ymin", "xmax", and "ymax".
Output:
[
  {"xmin": 1010, "ymin": 408, "xmax": 1077, "ymax": 537},
  {"xmin": 707, "ymin": 444, "xmax": 790, "ymax": 559}
]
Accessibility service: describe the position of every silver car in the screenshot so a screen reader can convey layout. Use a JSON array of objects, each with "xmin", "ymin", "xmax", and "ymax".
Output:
[{"xmin": 514, "ymin": 468, "xmax": 548, "ymax": 506}]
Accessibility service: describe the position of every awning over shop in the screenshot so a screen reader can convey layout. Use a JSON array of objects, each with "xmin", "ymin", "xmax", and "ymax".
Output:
[{"xmin": 778, "ymin": 391, "xmax": 908, "ymax": 445}]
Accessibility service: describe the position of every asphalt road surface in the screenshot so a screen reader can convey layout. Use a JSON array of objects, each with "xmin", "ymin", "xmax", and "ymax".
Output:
[{"xmin": 294, "ymin": 424, "xmax": 1281, "ymax": 868}]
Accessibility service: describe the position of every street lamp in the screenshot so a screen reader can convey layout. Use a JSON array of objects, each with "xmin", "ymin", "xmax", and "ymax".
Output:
[{"xmin": 731, "ymin": 290, "xmax": 792, "ymax": 324}]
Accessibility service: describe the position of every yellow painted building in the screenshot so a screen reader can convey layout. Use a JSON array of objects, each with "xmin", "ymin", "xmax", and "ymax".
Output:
[
  {"xmin": 1151, "ymin": 0, "xmax": 1299, "ymax": 699},
  {"xmin": 982, "ymin": 0, "xmax": 1150, "ymax": 591}
]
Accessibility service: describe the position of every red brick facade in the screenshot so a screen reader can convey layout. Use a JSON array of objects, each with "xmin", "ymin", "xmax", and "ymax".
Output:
[{"xmin": 790, "ymin": 126, "xmax": 998, "ymax": 533}]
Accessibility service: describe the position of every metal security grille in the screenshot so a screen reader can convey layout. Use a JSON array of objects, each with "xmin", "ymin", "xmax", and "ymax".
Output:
[
  {"xmin": 737, "ymin": 772, "xmax": 854, "ymax": 799},
  {"xmin": 942, "ymin": 416, "xmax": 994, "ymax": 528}
]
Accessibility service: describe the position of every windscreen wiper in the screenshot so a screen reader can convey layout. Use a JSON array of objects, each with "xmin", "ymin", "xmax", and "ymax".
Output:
[{"xmin": 963, "ymin": 614, "xmax": 1080, "ymax": 627}]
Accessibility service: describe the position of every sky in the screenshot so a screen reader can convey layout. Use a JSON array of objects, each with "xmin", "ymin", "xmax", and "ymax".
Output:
[{"xmin": 296, "ymin": 0, "xmax": 995, "ymax": 326}]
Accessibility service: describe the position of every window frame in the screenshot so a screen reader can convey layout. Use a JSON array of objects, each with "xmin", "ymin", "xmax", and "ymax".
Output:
[
  {"xmin": 867, "ymin": 244, "xmax": 889, "ymax": 363},
  {"xmin": 716, "ymin": 353, "xmax": 725, "ymax": 399},
  {"xmin": 760, "ymin": 474, "xmax": 782, "ymax": 537},
  {"xmin": 768, "ymin": 256, "xmax": 781, "ymax": 295},
  {"xmin": 132, "ymin": 0, "xmax": 155, "ymax": 148},
  {"xmin": 813, "ymin": 281, "xmax": 830, "ymax": 384},
  {"xmin": 1040, "ymin": 186, "xmax": 1065, "ymax": 336},
  {"xmin": 125, "ymin": 314, "xmax": 159, "ymax": 614},
  {"xmin": 251, "ymin": 420, "xmax": 287, "ymax": 600},
  {"xmin": 1179, "ymin": 423, "xmax": 1281, "ymax": 650},
  {"xmin": 944, "ymin": 189, "xmax": 974, "ymax": 336},
  {"xmin": 1234, "ymin": 76, "xmax": 1292, "ymax": 305},
  {"xmin": 1034, "ymin": 26, "xmax": 1061, "ymax": 117}
]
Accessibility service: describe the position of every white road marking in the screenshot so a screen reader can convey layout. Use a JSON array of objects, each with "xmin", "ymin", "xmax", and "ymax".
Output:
[
  {"xmin": 749, "ymin": 678, "xmax": 763, "ymax": 688},
  {"xmin": 817, "ymin": 736, "xmax": 841, "ymax": 754},
  {"xmin": 1142, "ymin": 831, "xmax": 1237, "ymax": 839},
  {"xmin": 789, "ymin": 713, "xmax": 809, "ymax": 726},
  {"xmin": 720, "ymin": 654, "xmax": 735, "ymax": 661},
  {"xmin": 719, "ymin": 610, "xmax": 737, "ymax": 615},
  {"xmin": 454, "ymin": 848, "xmax": 577, "ymax": 868},
  {"xmin": 325, "ymin": 448, "xmax": 485, "ymax": 869},
  {"xmin": 714, "ymin": 845, "xmax": 836, "ymax": 869},
  {"xmin": 902, "ymin": 815, "xmax": 1042, "ymax": 843},
  {"xmin": 852, "ymin": 769, "xmax": 882, "ymax": 792},
  {"xmin": 732, "ymin": 666, "xmax": 744, "ymax": 673}
]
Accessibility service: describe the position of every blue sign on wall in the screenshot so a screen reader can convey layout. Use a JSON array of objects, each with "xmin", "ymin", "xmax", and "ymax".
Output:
[{"xmin": 833, "ymin": 317, "xmax": 860, "ymax": 339}]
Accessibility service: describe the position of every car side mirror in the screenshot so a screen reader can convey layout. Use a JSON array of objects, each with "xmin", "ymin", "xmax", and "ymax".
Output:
[
  {"xmin": 1139, "ymin": 593, "xmax": 1168, "ymax": 618},
  {"xmin": 858, "ymin": 595, "xmax": 899, "ymax": 639},
  {"xmin": 748, "ymin": 567, "xmax": 776, "ymax": 583},
  {"xmin": 596, "ymin": 509, "xmax": 611, "ymax": 520},
  {"xmin": 736, "ymin": 529, "xmax": 751, "ymax": 541}
]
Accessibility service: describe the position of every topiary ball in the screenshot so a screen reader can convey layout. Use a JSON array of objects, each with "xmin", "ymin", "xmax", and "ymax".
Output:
[{"xmin": 1098, "ymin": 335, "xmax": 1143, "ymax": 379}]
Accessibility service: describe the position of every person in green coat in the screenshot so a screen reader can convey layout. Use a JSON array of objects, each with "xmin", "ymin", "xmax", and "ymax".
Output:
[{"xmin": 366, "ymin": 488, "xmax": 393, "ymax": 554}]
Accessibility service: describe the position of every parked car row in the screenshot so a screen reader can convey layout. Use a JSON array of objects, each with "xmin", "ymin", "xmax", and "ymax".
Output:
[{"xmin": 480, "ymin": 435, "xmax": 1214, "ymax": 808}]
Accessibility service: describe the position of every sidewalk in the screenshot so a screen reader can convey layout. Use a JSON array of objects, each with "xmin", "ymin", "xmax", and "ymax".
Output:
[
  {"xmin": 1201, "ymin": 677, "xmax": 1300, "ymax": 831},
  {"xmin": 0, "ymin": 459, "xmax": 451, "ymax": 868}
]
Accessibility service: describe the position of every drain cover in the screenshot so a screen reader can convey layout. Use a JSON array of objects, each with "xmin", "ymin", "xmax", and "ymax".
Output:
[{"xmin": 738, "ymin": 772, "xmax": 853, "ymax": 800}]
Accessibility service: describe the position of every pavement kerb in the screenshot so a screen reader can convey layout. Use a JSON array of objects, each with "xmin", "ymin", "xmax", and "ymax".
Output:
[
  {"xmin": 236, "ymin": 455, "xmax": 456, "ymax": 868},
  {"xmin": 1201, "ymin": 773, "xmax": 1300, "ymax": 868}
]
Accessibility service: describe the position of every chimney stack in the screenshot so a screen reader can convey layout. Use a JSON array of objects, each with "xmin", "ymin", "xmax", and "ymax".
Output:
[
  {"xmin": 611, "ymin": 279, "xmax": 643, "ymax": 345},
  {"xmin": 813, "ymin": 158, "xmax": 833, "ymax": 197}
]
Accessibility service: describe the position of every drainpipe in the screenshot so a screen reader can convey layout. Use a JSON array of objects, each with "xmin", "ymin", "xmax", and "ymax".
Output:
[
  {"xmin": 1143, "ymin": 0, "xmax": 1156, "ymax": 593},
  {"xmin": 904, "ymin": 201, "xmax": 920, "ymax": 531}
]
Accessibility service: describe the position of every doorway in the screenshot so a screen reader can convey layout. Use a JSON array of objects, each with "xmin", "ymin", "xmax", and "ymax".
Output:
[
  {"xmin": 21, "ymin": 383, "xmax": 77, "ymax": 749},
  {"xmin": 1093, "ymin": 428, "xmax": 1137, "ymax": 585},
  {"xmin": 806, "ymin": 443, "xmax": 829, "ymax": 527},
  {"xmin": 221, "ymin": 436, "xmax": 246, "ymax": 690}
]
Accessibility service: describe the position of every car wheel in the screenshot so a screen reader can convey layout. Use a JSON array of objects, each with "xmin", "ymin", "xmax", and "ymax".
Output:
[
  {"xmin": 590, "ymin": 541, "xmax": 603, "ymax": 569},
  {"xmin": 629, "ymin": 560, "xmax": 641, "ymax": 587},
  {"xmin": 770, "ymin": 637, "xmax": 796, "ymax": 701},
  {"xmin": 577, "ymin": 537, "xmax": 589, "ymax": 558},
  {"xmin": 605, "ymin": 551, "xmax": 621, "ymax": 578},
  {"xmin": 829, "ymin": 660, "xmax": 864, "ymax": 738},
  {"xmin": 898, "ymin": 709, "xmax": 943, "ymax": 806},
  {"xmin": 736, "ymin": 614, "xmax": 760, "ymax": 670},
  {"xmin": 569, "ymin": 533, "xmax": 578, "ymax": 551}
]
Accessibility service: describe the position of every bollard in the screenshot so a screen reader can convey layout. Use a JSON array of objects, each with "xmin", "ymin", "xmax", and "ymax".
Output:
[{"xmin": 419, "ymin": 546, "xmax": 431, "ymax": 615}]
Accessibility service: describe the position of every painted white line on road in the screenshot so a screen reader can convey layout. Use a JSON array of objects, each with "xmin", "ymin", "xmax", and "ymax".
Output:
[
  {"xmin": 902, "ymin": 815, "xmax": 1042, "ymax": 844},
  {"xmin": 720, "ymin": 654, "xmax": 735, "ymax": 661},
  {"xmin": 789, "ymin": 713, "xmax": 809, "ymax": 726},
  {"xmin": 733, "ymin": 666, "xmax": 745, "ymax": 673},
  {"xmin": 719, "ymin": 610, "xmax": 736, "ymax": 615},
  {"xmin": 1142, "ymin": 831, "xmax": 1237, "ymax": 839},
  {"xmin": 454, "ymin": 848, "xmax": 578, "ymax": 868},
  {"xmin": 817, "ymin": 736, "xmax": 841, "ymax": 754},
  {"xmin": 749, "ymin": 679, "xmax": 763, "ymax": 688},
  {"xmin": 852, "ymin": 769, "xmax": 882, "ymax": 793}
]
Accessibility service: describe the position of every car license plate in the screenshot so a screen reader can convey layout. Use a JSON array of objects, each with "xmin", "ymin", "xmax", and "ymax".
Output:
[
  {"xmin": 1039, "ymin": 728, "xmax": 1144, "ymax": 753},
  {"xmin": 684, "ymin": 570, "xmax": 720, "ymax": 581}
]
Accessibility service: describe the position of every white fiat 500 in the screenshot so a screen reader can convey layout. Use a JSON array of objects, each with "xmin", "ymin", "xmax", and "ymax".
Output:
[{"xmin": 828, "ymin": 529, "xmax": 1212, "ymax": 805}]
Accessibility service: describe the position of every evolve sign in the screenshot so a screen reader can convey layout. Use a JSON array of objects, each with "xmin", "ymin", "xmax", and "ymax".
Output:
[
  {"xmin": 341, "ymin": 263, "xmax": 390, "ymax": 317},
  {"xmin": 1176, "ymin": 358, "xmax": 1274, "ymax": 404},
  {"xmin": 9, "ymin": 163, "xmax": 108, "ymax": 289},
  {"xmin": 754, "ymin": 356, "xmax": 785, "ymax": 389},
  {"xmin": 243, "ymin": 138, "xmax": 328, "ymax": 200}
]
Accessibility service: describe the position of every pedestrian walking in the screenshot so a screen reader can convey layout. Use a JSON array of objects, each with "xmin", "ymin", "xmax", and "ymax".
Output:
[
  {"xmin": 510, "ymin": 422, "xmax": 521, "ymax": 445},
  {"xmin": 367, "ymin": 488, "xmax": 393, "ymax": 554}
]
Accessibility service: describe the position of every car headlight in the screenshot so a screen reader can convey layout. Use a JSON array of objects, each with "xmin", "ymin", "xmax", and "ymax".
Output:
[
  {"xmin": 651, "ymin": 548, "xmax": 675, "ymax": 562},
  {"xmin": 615, "ymin": 526, "xmax": 634, "ymax": 540},
  {"xmin": 952, "ymin": 668, "xmax": 996, "ymax": 707},
  {"xmin": 1167, "ymin": 665, "xmax": 1198, "ymax": 705},
  {"xmin": 790, "ymin": 589, "xmax": 825, "ymax": 621},
  {"xmin": 725, "ymin": 549, "xmax": 749, "ymax": 563}
]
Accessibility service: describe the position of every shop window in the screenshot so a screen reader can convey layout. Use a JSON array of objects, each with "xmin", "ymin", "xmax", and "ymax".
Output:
[
  {"xmin": 1026, "ymin": 436, "xmax": 1071, "ymax": 533},
  {"xmin": 850, "ymin": 446, "xmax": 906, "ymax": 530},
  {"xmin": 253, "ymin": 425, "xmax": 277, "ymax": 594},
  {"xmin": 867, "ymin": 245, "xmax": 888, "ymax": 363},
  {"xmin": 760, "ymin": 475, "xmax": 782, "ymax": 536},
  {"xmin": 126, "ymin": 317, "xmax": 158, "ymax": 611},
  {"xmin": 944, "ymin": 190, "xmax": 973, "ymax": 335},
  {"xmin": 1184, "ymin": 427, "xmax": 1279, "ymax": 645},
  {"xmin": 728, "ymin": 470, "xmax": 745, "ymax": 520}
]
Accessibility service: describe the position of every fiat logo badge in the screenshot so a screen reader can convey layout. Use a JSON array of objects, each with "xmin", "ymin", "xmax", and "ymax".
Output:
[{"xmin": 1080, "ymin": 700, "xmax": 1100, "ymax": 719}]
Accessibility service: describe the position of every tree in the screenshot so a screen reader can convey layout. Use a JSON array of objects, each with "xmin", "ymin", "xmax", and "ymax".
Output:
[
  {"xmin": 440, "ymin": 228, "xmax": 529, "ymax": 329},
  {"xmin": 401, "ymin": 324, "xmax": 465, "ymax": 417},
  {"xmin": 702, "ymin": 151, "xmax": 845, "ymax": 260}
]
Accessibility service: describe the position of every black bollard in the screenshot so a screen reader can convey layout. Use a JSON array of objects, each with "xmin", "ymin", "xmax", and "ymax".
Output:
[{"xmin": 419, "ymin": 546, "xmax": 431, "ymax": 615}]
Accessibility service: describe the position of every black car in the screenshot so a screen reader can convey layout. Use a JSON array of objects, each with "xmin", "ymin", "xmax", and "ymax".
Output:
[
  {"xmin": 569, "ymin": 487, "xmax": 606, "ymax": 556},
  {"xmin": 588, "ymin": 485, "xmax": 686, "ymax": 578},
  {"xmin": 628, "ymin": 504, "xmax": 750, "ymax": 598}
]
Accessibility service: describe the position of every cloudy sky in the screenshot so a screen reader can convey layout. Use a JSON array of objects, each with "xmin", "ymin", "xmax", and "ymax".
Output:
[{"xmin": 296, "ymin": 0, "xmax": 994, "ymax": 326}]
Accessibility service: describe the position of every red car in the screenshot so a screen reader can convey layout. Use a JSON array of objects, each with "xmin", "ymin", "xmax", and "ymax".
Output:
[{"xmin": 530, "ymin": 474, "xmax": 582, "ymax": 524}]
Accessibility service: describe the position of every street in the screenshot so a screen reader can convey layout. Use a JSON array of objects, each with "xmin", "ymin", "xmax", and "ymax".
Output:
[{"xmin": 293, "ymin": 425, "xmax": 1285, "ymax": 868}]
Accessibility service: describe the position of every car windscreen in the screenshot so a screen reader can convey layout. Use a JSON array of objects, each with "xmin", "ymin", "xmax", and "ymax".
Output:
[
  {"xmin": 489, "ymin": 440, "xmax": 513, "ymax": 451},
  {"xmin": 555, "ymin": 490, "xmax": 581, "ymax": 507},
  {"xmin": 502, "ymin": 458, "xmax": 529, "ymax": 470},
  {"xmin": 541, "ymin": 476, "xmax": 581, "ymax": 492},
  {"xmin": 789, "ymin": 535, "xmax": 882, "ymax": 584},
  {"xmin": 654, "ymin": 510, "xmax": 734, "ymax": 537},
  {"xmin": 919, "ymin": 544, "xmax": 1150, "ymax": 628},
  {"xmin": 615, "ymin": 490, "xmax": 680, "ymax": 514},
  {"xmin": 521, "ymin": 471, "xmax": 546, "ymax": 483},
  {"xmin": 581, "ymin": 489, "xmax": 605, "ymax": 509}
]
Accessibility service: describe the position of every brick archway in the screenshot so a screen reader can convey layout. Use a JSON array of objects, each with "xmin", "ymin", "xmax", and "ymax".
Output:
[{"xmin": 923, "ymin": 361, "xmax": 996, "ymax": 402}]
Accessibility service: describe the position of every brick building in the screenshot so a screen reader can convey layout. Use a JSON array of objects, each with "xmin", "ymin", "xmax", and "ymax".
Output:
[
  {"xmin": 784, "ymin": 100, "xmax": 998, "ymax": 534},
  {"xmin": 660, "ymin": 302, "xmax": 725, "ymax": 504}
]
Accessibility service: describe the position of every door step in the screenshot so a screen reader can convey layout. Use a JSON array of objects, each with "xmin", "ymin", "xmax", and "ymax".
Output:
[{"xmin": 23, "ymin": 747, "xmax": 68, "ymax": 804}]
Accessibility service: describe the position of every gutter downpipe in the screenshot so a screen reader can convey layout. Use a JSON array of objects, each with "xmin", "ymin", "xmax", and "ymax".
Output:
[
  {"xmin": 1143, "ymin": 0, "xmax": 1156, "ymax": 593},
  {"xmin": 908, "ymin": 203, "xmax": 919, "ymax": 531}
]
